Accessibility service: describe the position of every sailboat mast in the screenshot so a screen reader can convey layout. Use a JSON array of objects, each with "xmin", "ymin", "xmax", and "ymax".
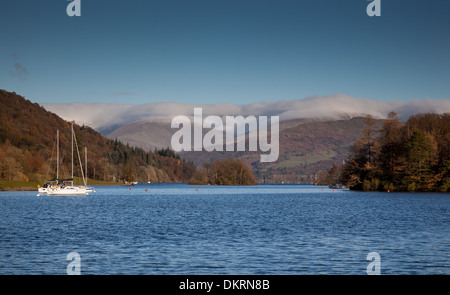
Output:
[
  {"xmin": 71, "ymin": 121, "xmax": 74, "ymax": 186},
  {"xmin": 85, "ymin": 146, "xmax": 87, "ymax": 186},
  {"xmin": 56, "ymin": 130, "xmax": 59, "ymax": 180}
]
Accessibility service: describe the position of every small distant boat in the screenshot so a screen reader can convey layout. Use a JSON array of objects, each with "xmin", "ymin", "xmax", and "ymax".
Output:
[{"xmin": 329, "ymin": 183, "xmax": 348, "ymax": 190}]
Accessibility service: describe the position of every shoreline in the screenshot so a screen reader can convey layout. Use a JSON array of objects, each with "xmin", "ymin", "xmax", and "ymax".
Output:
[
  {"xmin": 0, "ymin": 181, "xmax": 129, "ymax": 192},
  {"xmin": 0, "ymin": 182, "xmax": 315, "ymax": 191}
]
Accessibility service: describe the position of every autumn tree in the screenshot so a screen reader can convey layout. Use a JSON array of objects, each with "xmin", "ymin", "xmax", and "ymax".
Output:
[
  {"xmin": 340, "ymin": 115, "xmax": 381, "ymax": 189},
  {"xmin": 403, "ymin": 130, "xmax": 437, "ymax": 191},
  {"xmin": 189, "ymin": 159, "xmax": 257, "ymax": 185},
  {"xmin": 339, "ymin": 112, "xmax": 449, "ymax": 192},
  {"xmin": 378, "ymin": 111, "xmax": 404, "ymax": 187}
]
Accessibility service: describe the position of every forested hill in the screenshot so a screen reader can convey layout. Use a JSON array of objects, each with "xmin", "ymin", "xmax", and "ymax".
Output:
[{"xmin": 0, "ymin": 90, "xmax": 196, "ymax": 184}]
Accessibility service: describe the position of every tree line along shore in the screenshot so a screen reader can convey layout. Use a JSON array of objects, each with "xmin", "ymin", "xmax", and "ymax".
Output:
[{"xmin": 317, "ymin": 112, "xmax": 450, "ymax": 192}]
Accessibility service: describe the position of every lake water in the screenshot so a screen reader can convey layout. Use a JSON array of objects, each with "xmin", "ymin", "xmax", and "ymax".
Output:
[{"xmin": 0, "ymin": 184, "xmax": 448, "ymax": 275}]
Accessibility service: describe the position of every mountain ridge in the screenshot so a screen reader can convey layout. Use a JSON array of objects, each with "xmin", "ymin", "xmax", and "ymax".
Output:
[
  {"xmin": 102, "ymin": 111, "xmax": 383, "ymax": 183},
  {"xmin": 0, "ymin": 90, "xmax": 196, "ymax": 185},
  {"xmin": 42, "ymin": 94, "xmax": 450, "ymax": 136}
]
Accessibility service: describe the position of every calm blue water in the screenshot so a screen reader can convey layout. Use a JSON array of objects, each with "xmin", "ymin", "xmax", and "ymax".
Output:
[{"xmin": 0, "ymin": 184, "xmax": 448, "ymax": 275}]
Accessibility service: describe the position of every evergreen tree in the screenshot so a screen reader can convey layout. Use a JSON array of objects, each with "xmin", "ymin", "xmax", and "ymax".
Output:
[
  {"xmin": 357, "ymin": 114, "xmax": 379, "ymax": 165},
  {"xmin": 403, "ymin": 130, "xmax": 436, "ymax": 191}
]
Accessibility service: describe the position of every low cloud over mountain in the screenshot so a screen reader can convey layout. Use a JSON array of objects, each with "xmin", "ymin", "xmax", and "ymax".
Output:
[{"xmin": 42, "ymin": 94, "xmax": 450, "ymax": 135}]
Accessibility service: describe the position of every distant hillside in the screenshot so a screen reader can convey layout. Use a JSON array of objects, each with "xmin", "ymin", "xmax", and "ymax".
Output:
[
  {"xmin": 0, "ymin": 90, "xmax": 196, "ymax": 185},
  {"xmin": 108, "ymin": 119, "xmax": 174, "ymax": 151},
  {"xmin": 180, "ymin": 117, "xmax": 382, "ymax": 183},
  {"xmin": 261, "ymin": 117, "xmax": 381, "ymax": 183},
  {"xmin": 105, "ymin": 113, "xmax": 382, "ymax": 183}
]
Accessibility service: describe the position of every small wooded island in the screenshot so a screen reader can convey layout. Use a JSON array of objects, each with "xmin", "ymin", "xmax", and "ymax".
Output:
[{"xmin": 188, "ymin": 158, "xmax": 257, "ymax": 185}]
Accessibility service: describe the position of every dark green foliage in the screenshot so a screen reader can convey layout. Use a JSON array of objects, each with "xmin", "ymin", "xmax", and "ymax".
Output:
[
  {"xmin": 189, "ymin": 158, "xmax": 257, "ymax": 185},
  {"xmin": 155, "ymin": 147, "xmax": 180, "ymax": 159}
]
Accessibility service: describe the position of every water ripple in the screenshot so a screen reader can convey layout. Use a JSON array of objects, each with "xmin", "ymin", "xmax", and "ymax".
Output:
[{"xmin": 0, "ymin": 184, "xmax": 448, "ymax": 274}]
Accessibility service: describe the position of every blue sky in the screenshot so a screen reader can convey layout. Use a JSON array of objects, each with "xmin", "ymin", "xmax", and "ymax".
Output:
[{"xmin": 1, "ymin": 0, "xmax": 449, "ymax": 104}]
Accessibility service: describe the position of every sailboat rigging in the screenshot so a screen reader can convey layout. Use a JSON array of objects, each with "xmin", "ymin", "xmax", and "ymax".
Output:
[{"xmin": 37, "ymin": 122, "xmax": 94, "ymax": 196}]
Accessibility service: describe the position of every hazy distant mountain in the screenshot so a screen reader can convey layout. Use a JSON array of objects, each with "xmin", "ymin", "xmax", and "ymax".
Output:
[
  {"xmin": 103, "ymin": 114, "xmax": 380, "ymax": 183},
  {"xmin": 107, "ymin": 119, "xmax": 174, "ymax": 151},
  {"xmin": 178, "ymin": 116, "xmax": 380, "ymax": 183},
  {"xmin": 105, "ymin": 116, "xmax": 333, "ymax": 152},
  {"xmin": 42, "ymin": 94, "xmax": 450, "ymax": 136}
]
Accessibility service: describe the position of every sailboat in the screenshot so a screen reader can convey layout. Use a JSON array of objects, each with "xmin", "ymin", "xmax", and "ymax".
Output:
[{"xmin": 37, "ymin": 122, "xmax": 93, "ymax": 196}]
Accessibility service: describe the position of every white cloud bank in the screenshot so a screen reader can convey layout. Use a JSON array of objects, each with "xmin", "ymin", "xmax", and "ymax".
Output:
[{"xmin": 42, "ymin": 94, "xmax": 450, "ymax": 134}]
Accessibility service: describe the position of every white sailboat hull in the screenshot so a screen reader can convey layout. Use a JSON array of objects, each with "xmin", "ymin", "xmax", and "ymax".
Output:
[
  {"xmin": 38, "ymin": 187, "xmax": 48, "ymax": 194},
  {"xmin": 47, "ymin": 186, "xmax": 88, "ymax": 196}
]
